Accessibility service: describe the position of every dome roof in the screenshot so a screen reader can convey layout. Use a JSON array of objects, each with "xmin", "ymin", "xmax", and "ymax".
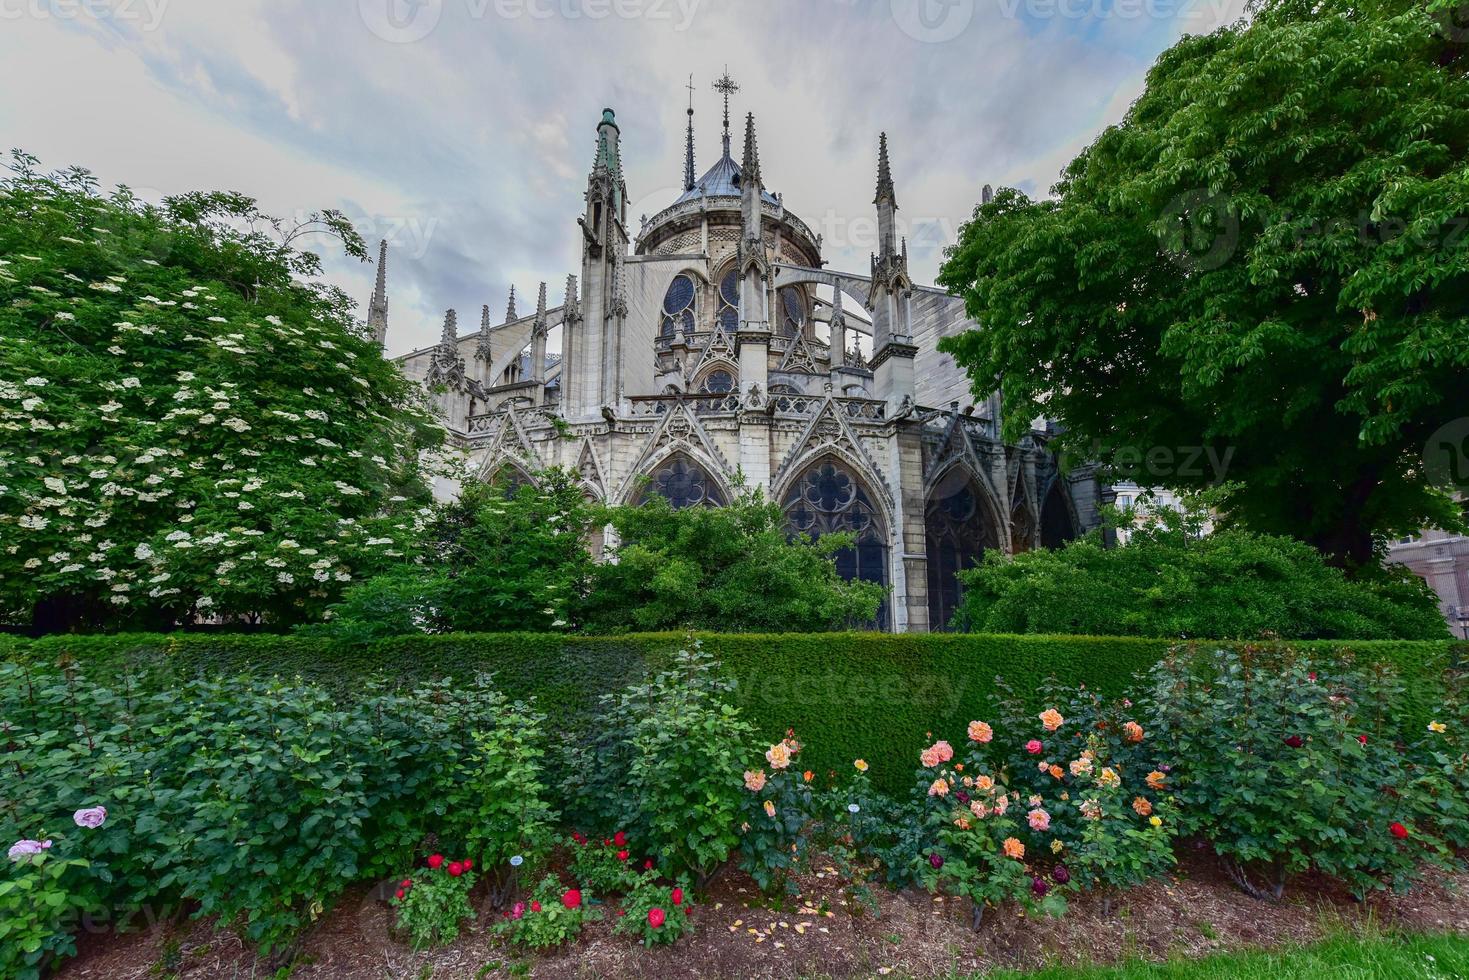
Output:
[{"xmin": 675, "ymin": 150, "xmax": 779, "ymax": 206}]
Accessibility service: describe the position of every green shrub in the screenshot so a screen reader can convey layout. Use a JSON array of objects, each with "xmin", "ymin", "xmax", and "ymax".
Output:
[
  {"xmin": 495, "ymin": 874, "xmax": 598, "ymax": 948},
  {"xmin": 612, "ymin": 871, "xmax": 693, "ymax": 947},
  {"xmin": 953, "ymin": 518, "xmax": 1448, "ymax": 640},
  {"xmin": 1143, "ymin": 646, "xmax": 1458, "ymax": 899},
  {"xmin": 389, "ymin": 859, "xmax": 476, "ymax": 950},
  {"xmin": 6, "ymin": 631, "xmax": 1462, "ymax": 798},
  {"xmin": 616, "ymin": 643, "xmax": 753, "ymax": 882},
  {"xmin": 0, "ymin": 827, "xmax": 96, "ymax": 980},
  {"xmin": 566, "ymin": 831, "xmax": 640, "ymax": 894}
]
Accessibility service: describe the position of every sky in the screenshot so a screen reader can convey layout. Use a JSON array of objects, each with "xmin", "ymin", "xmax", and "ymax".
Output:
[{"xmin": 0, "ymin": 0, "xmax": 1247, "ymax": 356}]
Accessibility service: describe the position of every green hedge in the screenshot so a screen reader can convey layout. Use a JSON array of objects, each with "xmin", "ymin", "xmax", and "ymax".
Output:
[{"xmin": 4, "ymin": 632, "xmax": 1462, "ymax": 795}]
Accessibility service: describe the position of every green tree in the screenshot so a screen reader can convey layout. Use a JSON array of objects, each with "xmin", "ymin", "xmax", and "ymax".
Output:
[
  {"xmin": 578, "ymin": 489, "xmax": 884, "ymax": 633},
  {"xmin": 953, "ymin": 496, "xmax": 1447, "ymax": 639},
  {"xmin": 0, "ymin": 152, "xmax": 441, "ymax": 632},
  {"xmin": 310, "ymin": 470, "xmax": 594, "ymax": 638},
  {"xmin": 937, "ymin": 0, "xmax": 1469, "ymax": 571}
]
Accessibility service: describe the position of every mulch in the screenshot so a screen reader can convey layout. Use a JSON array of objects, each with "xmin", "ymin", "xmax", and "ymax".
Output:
[{"xmin": 57, "ymin": 848, "xmax": 1469, "ymax": 979}]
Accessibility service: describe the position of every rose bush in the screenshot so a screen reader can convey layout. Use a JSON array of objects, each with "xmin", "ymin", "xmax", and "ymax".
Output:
[
  {"xmin": 613, "ymin": 870, "xmax": 694, "ymax": 947},
  {"xmin": 389, "ymin": 854, "xmax": 476, "ymax": 950}
]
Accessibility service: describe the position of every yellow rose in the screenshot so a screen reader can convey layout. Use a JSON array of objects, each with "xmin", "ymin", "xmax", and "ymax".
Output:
[
  {"xmin": 854, "ymin": 759, "xmax": 869, "ymax": 772},
  {"xmin": 1149, "ymin": 815, "xmax": 1163, "ymax": 828},
  {"xmin": 765, "ymin": 743, "xmax": 792, "ymax": 770},
  {"xmin": 763, "ymin": 800, "xmax": 777, "ymax": 818},
  {"xmin": 1428, "ymin": 721, "xmax": 1447, "ymax": 734}
]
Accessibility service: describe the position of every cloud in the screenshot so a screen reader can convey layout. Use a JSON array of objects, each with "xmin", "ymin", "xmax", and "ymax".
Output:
[{"xmin": 0, "ymin": 0, "xmax": 1233, "ymax": 354}]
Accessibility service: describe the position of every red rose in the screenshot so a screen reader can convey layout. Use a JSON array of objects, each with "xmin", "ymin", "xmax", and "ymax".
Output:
[
  {"xmin": 643, "ymin": 859, "xmax": 654, "ymax": 870},
  {"xmin": 562, "ymin": 889, "xmax": 582, "ymax": 910},
  {"xmin": 427, "ymin": 854, "xmax": 444, "ymax": 869},
  {"xmin": 395, "ymin": 888, "xmax": 405, "ymax": 900},
  {"xmin": 465, "ymin": 858, "xmax": 474, "ymax": 870},
  {"xmin": 648, "ymin": 907, "xmax": 666, "ymax": 928},
  {"xmin": 671, "ymin": 886, "xmax": 683, "ymax": 906},
  {"xmin": 400, "ymin": 879, "xmax": 412, "ymax": 888},
  {"xmin": 617, "ymin": 849, "xmax": 629, "ymax": 862},
  {"xmin": 1358, "ymin": 735, "xmax": 1368, "ymax": 745},
  {"xmin": 613, "ymin": 831, "xmax": 628, "ymax": 847},
  {"xmin": 1284, "ymin": 735, "xmax": 1304, "ymax": 748},
  {"xmin": 1390, "ymin": 822, "xmax": 1409, "ymax": 839},
  {"xmin": 572, "ymin": 831, "xmax": 587, "ymax": 845},
  {"xmin": 531, "ymin": 900, "xmax": 542, "ymax": 912},
  {"xmin": 1308, "ymin": 672, "xmax": 1317, "ymax": 682},
  {"xmin": 448, "ymin": 862, "xmax": 464, "ymax": 877}
]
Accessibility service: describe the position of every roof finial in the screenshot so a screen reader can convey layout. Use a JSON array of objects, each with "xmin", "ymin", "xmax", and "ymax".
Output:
[
  {"xmin": 742, "ymin": 112, "xmax": 761, "ymax": 185},
  {"xmin": 505, "ymin": 284, "xmax": 518, "ymax": 322},
  {"xmin": 439, "ymin": 309, "xmax": 458, "ymax": 348},
  {"xmin": 712, "ymin": 67, "xmax": 739, "ymax": 160},
  {"xmin": 875, "ymin": 132, "xmax": 896, "ymax": 207},
  {"xmin": 476, "ymin": 305, "xmax": 493, "ymax": 360},
  {"xmin": 564, "ymin": 273, "xmax": 581, "ymax": 320},
  {"xmin": 534, "ymin": 280, "xmax": 548, "ymax": 328},
  {"xmin": 367, "ymin": 239, "xmax": 389, "ymax": 345},
  {"xmin": 684, "ymin": 74, "xmax": 697, "ymax": 192}
]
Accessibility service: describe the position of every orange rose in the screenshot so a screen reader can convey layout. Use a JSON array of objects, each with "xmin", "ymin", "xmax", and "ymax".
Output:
[{"xmin": 1132, "ymin": 796, "xmax": 1153, "ymax": 817}]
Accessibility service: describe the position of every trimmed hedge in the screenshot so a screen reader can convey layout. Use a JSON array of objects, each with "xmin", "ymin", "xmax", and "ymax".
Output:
[{"xmin": 4, "ymin": 632, "xmax": 1463, "ymax": 795}]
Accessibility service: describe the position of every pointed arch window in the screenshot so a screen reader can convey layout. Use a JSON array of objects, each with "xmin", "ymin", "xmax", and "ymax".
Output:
[
  {"xmin": 717, "ymin": 267, "xmax": 740, "ymax": 333},
  {"xmin": 636, "ymin": 454, "xmax": 726, "ymax": 509},
  {"xmin": 700, "ymin": 369, "xmax": 735, "ymax": 394},
  {"xmin": 779, "ymin": 286, "xmax": 807, "ymax": 337},
  {"xmin": 1040, "ymin": 482, "xmax": 1078, "ymax": 549},
  {"xmin": 782, "ymin": 458, "xmax": 889, "ymax": 629},
  {"xmin": 660, "ymin": 274, "xmax": 696, "ymax": 340},
  {"xmin": 926, "ymin": 470, "xmax": 999, "ymax": 631}
]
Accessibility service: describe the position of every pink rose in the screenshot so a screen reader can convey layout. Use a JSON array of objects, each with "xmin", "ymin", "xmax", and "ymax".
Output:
[
  {"xmin": 1025, "ymin": 739, "xmax": 1043, "ymax": 755},
  {"xmin": 73, "ymin": 806, "xmax": 107, "ymax": 830}
]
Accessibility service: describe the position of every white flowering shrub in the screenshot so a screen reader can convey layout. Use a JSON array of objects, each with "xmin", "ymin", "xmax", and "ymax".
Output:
[{"xmin": 0, "ymin": 152, "xmax": 442, "ymax": 630}]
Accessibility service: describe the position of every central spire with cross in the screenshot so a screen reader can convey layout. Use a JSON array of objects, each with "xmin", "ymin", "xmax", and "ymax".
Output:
[
  {"xmin": 712, "ymin": 68, "xmax": 739, "ymax": 159},
  {"xmin": 683, "ymin": 74, "xmax": 696, "ymax": 191}
]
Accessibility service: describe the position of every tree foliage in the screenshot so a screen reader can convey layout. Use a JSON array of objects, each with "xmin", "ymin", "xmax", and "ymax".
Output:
[
  {"xmin": 0, "ymin": 152, "xmax": 441, "ymax": 632},
  {"xmin": 310, "ymin": 470, "xmax": 595, "ymax": 639},
  {"xmin": 954, "ymin": 498, "xmax": 1448, "ymax": 640},
  {"xmin": 937, "ymin": 0, "xmax": 1469, "ymax": 570},
  {"xmin": 577, "ymin": 489, "xmax": 886, "ymax": 633}
]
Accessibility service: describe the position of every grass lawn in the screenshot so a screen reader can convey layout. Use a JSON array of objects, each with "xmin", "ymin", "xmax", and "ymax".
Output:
[{"xmin": 972, "ymin": 931, "xmax": 1469, "ymax": 979}]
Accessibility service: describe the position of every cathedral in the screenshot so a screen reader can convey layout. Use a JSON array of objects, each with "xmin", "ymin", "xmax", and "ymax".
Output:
[{"xmin": 376, "ymin": 79, "xmax": 1107, "ymax": 632}]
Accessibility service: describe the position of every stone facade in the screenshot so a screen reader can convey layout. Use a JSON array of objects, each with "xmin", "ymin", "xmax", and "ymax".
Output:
[{"xmin": 383, "ymin": 96, "xmax": 1107, "ymax": 632}]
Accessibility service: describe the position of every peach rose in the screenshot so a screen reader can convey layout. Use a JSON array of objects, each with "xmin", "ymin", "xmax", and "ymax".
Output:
[
  {"xmin": 967, "ymin": 721, "xmax": 994, "ymax": 744},
  {"xmin": 744, "ymin": 770, "xmax": 768, "ymax": 792},
  {"xmin": 1002, "ymin": 837, "xmax": 1025, "ymax": 860},
  {"xmin": 1039, "ymin": 709, "xmax": 1065, "ymax": 732}
]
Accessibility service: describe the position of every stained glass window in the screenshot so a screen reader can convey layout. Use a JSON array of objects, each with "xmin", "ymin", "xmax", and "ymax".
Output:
[
  {"xmin": 782, "ymin": 458, "xmax": 889, "ymax": 629},
  {"xmin": 700, "ymin": 369, "xmax": 735, "ymax": 394},
  {"xmin": 925, "ymin": 473, "xmax": 998, "ymax": 631},
  {"xmin": 779, "ymin": 286, "xmax": 806, "ymax": 337},
  {"xmin": 660, "ymin": 274, "xmax": 696, "ymax": 340},
  {"xmin": 636, "ymin": 454, "xmax": 726, "ymax": 509},
  {"xmin": 717, "ymin": 268, "xmax": 740, "ymax": 334}
]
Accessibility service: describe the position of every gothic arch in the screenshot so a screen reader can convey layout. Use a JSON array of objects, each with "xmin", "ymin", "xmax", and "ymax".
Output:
[
  {"xmin": 483, "ymin": 459, "xmax": 537, "ymax": 496},
  {"xmin": 692, "ymin": 361, "xmax": 739, "ymax": 394},
  {"xmin": 1039, "ymin": 475, "xmax": 1080, "ymax": 549},
  {"xmin": 630, "ymin": 451, "xmax": 729, "ymax": 509},
  {"xmin": 779, "ymin": 454, "xmax": 892, "ymax": 630},
  {"xmin": 925, "ymin": 464, "xmax": 1002, "ymax": 632}
]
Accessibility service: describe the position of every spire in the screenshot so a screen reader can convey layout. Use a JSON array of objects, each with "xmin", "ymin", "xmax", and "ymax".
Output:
[
  {"xmin": 367, "ymin": 239, "xmax": 389, "ymax": 345},
  {"xmin": 683, "ymin": 74, "xmax": 696, "ymax": 192},
  {"xmin": 475, "ymin": 305, "xmax": 493, "ymax": 361},
  {"xmin": 505, "ymin": 285, "xmax": 518, "ymax": 322},
  {"xmin": 712, "ymin": 68, "xmax": 739, "ymax": 159},
  {"xmin": 563, "ymin": 274, "xmax": 581, "ymax": 321},
  {"xmin": 438, "ymin": 308, "xmax": 458, "ymax": 349},
  {"xmin": 875, "ymin": 132, "xmax": 896, "ymax": 207},
  {"xmin": 534, "ymin": 280, "xmax": 548, "ymax": 331},
  {"xmin": 741, "ymin": 112, "xmax": 761, "ymax": 186}
]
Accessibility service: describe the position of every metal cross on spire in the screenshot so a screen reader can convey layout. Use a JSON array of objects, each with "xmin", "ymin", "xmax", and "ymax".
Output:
[
  {"xmin": 712, "ymin": 67, "xmax": 739, "ymax": 159},
  {"xmin": 684, "ymin": 73, "xmax": 696, "ymax": 191}
]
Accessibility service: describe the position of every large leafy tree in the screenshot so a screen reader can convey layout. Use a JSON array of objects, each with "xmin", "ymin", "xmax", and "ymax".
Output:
[
  {"xmin": 309, "ymin": 471, "xmax": 595, "ymax": 639},
  {"xmin": 953, "ymin": 499, "xmax": 1447, "ymax": 639},
  {"xmin": 937, "ymin": 0, "xmax": 1469, "ymax": 570},
  {"xmin": 0, "ymin": 153, "xmax": 442, "ymax": 632},
  {"xmin": 579, "ymin": 489, "xmax": 885, "ymax": 633}
]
